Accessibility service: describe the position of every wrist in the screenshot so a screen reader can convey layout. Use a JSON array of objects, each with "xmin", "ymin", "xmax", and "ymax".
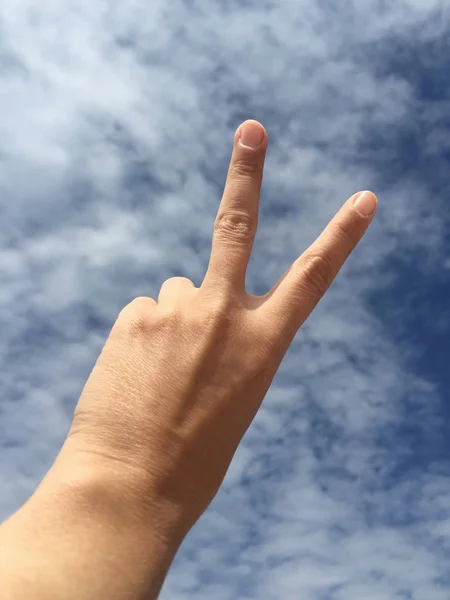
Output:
[
  {"xmin": 51, "ymin": 438, "xmax": 190, "ymax": 546},
  {"xmin": 1, "ymin": 444, "xmax": 186, "ymax": 600}
]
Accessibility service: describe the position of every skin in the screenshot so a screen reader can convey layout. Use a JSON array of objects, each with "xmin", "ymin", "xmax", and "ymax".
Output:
[{"xmin": 0, "ymin": 120, "xmax": 377, "ymax": 599}]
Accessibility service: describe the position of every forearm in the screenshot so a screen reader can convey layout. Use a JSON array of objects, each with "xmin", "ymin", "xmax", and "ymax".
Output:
[{"xmin": 0, "ymin": 449, "xmax": 185, "ymax": 600}]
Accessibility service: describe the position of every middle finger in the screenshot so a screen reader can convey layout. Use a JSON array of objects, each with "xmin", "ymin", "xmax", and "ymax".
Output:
[{"xmin": 203, "ymin": 120, "xmax": 267, "ymax": 294}]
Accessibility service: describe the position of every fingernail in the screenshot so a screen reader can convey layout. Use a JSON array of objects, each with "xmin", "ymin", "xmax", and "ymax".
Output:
[
  {"xmin": 353, "ymin": 190, "xmax": 377, "ymax": 217},
  {"xmin": 238, "ymin": 120, "xmax": 265, "ymax": 149}
]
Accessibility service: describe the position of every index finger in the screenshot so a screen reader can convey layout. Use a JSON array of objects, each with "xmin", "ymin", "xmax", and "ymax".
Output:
[{"xmin": 262, "ymin": 190, "xmax": 378, "ymax": 345}]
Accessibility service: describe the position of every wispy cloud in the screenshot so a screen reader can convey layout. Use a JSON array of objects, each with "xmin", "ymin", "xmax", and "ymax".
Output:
[{"xmin": 1, "ymin": 1, "xmax": 450, "ymax": 598}]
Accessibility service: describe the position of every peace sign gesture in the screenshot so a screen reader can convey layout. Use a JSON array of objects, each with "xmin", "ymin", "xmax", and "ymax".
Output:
[
  {"xmin": 13, "ymin": 120, "xmax": 377, "ymax": 600},
  {"xmin": 203, "ymin": 120, "xmax": 377, "ymax": 352},
  {"xmin": 66, "ymin": 119, "xmax": 377, "ymax": 534}
]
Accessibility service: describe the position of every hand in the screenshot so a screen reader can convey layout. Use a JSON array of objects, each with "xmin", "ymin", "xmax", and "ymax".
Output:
[
  {"xmin": 1, "ymin": 120, "xmax": 377, "ymax": 600},
  {"xmin": 62, "ymin": 119, "xmax": 378, "ymax": 528}
]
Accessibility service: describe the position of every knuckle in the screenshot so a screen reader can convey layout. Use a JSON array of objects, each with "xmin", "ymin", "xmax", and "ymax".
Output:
[
  {"xmin": 118, "ymin": 296, "xmax": 156, "ymax": 334},
  {"xmin": 331, "ymin": 219, "xmax": 356, "ymax": 254},
  {"xmin": 164, "ymin": 276, "xmax": 193, "ymax": 287},
  {"xmin": 204, "ymin": 300, "xmax": 233, "ymax": 328},
  {"xmin": 230, "ymin": 156, "xmax": 259, "ymax": 180},
  {"xmin": 158, "ymin": 276, "xmax": 194, "ymax": 300},
  {"xmin": 214, "ymin": 210, "xmax": 256, "ymax": 242},
  {"xmin": 296, "ymin": 251, "xmax": 335, "ymax": 298},
  {"xmin": 157, "ymin": 305, "xmax": 184, "ymax": 330},
  {"xmin": 198, "ymin": 291, "xmax": 237, "ymax": 328}
]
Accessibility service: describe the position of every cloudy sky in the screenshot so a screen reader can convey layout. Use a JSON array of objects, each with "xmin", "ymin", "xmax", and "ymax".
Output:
[{"xmin": 1, "ymin": 1, "xmax": 450, "ymax": 598}]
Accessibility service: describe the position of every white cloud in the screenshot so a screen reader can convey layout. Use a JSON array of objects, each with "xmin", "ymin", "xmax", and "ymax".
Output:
[{"xmin": 1, "ymin": 1, "xmax": 449, "ymax": 598}]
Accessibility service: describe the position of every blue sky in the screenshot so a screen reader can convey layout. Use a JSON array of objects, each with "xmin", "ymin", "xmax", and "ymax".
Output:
[{"xmin": 1, "ymin": 1, "xmax": 450, "ymax": 598}]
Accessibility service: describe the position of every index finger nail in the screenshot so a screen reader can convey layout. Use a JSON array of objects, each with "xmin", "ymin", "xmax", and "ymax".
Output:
[
  {"xmin": 352, "ymin": 190, "xmax": 378, "ymax": 217},
  {"xmin": 238, "ymin": 120, "xmax": 266, "ymax": 149}
]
